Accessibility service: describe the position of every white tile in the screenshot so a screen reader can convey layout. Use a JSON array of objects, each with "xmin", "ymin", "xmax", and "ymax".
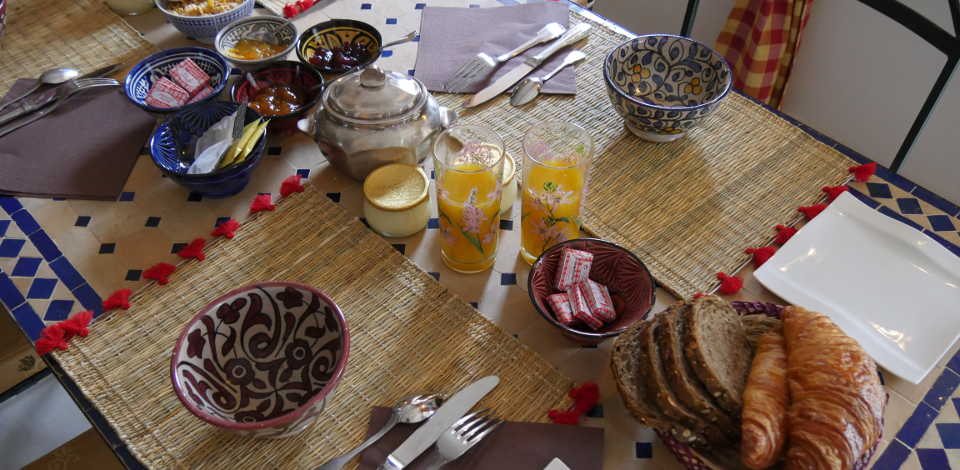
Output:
[{"xmin": 0, "ymin": 374, "xmax": 91, "ymax": 470}]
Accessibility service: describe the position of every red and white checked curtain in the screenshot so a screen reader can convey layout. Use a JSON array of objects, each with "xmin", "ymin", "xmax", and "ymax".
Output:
[{"xmin": 714, "ymin": 0, "xmax": 814, "ymax": 109}]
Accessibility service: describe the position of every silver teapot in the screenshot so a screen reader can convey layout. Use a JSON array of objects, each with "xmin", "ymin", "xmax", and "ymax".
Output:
[{"xmin": 297, "ymin": 65, "xmax": 457, "ymax": 181}]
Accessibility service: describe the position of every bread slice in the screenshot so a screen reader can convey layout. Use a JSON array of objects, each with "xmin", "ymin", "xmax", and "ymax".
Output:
[
  {"xmin": 658, "ymin": 303, "xmax": 740, "ymax": 438},
  {"xmin": 638, "ymin": 310, "xmax": 733, "ymax": 446},
  {"xmin": 741, "ymin": 314, "xmax": 783, "ymax": 349},
  {"xmin": 683, "ymin": 295, "xmax": 753, "ymax": 416},
  {"xmin": 611, "ymin": 317, "xmax": 707, "ymax": 447}
]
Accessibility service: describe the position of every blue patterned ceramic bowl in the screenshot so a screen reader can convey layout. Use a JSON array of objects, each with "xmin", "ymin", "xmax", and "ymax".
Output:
[
  {"xmin": 603, "ymin": 35, "xmax": 731, "ymax": 142},
  {"xmin": 295, "ymin": 19, "xmax": 381, "ymax": 77},
  {"xmin": 150, "ymin": 101, "xmax": 266, "ymax": 198},
  {"xmin": 156, "ymin": 0, "xmax": 254, "ymax": 43},
  {"xmin": 124, "ymin": 47, "xmax": 231, "ymax": 116},
  {"xmin": 215, "ymin": 16, "xmax": 298, "ymax": 72}
]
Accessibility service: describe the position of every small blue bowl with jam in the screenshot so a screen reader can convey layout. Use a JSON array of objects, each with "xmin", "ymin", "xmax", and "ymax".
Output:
[{"xmin": 150, "ymin": 100, "xmax": 265, "ymax": 198}]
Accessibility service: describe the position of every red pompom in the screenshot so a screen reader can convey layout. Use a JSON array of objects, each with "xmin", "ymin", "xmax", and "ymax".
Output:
[
  {"xmin": 692, "ymin": 292, "xmax": 706, "ymax": 300},
  {"xmin": 849, "ymin": 162, "xmax": 877, "ymax": 182},
  {"xmin": 280, "ymin": 174, "xmax": 305, "ymax": 198},
  {"xmin": 102, "ymin": 288, "xmax": 132, "ymax": 311},
  {"xmin": 177, "ymin": 238, "xmax": 206, "ymax": 261},
  {"xmin": 548, "ymin": 382, "xmax": 600, "ymax": 425},
  {"xmin": 144, "ymin": 262, "xmax": 176, "ymax": 285},
  {"xmin": 798, "ymin": 204, "xmax": 827, "ymax": 220},
  {"xmin": 40, "ymin": 323, "xmax": 67, "ymax": 342},
  {"xmin": 282, "ymin": 3, "xmax": 300, "ymax": 17},
  {"xmin": 716, "ymin": 272, "xmax": 743, "ymax": 295},
  {"xmin": 61, "ymin": 311, "xmax": 93, "ymax": 338},
  {"xmin": 822, "ymin": 185, "xmax": 849, "ymax": 202},
  {"xmin": 745, "ymin": 246, "xmax": 778, "ymax": 268},
  {"xmin": 211, "ymin": 218, "xmax": 240, "ymax": 239},
  {"xmin": 250, "ymin": 193, "xmax": 276, "ymax": 214},
  {"xmin": 773, "ymin": 224, "xmax": 798, "ymax": 245},
  {"xmin": 35, "ymin": 335, "xmax": 68, "ymax": 355}
]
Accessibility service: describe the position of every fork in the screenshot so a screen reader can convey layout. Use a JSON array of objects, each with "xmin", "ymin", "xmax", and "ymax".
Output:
[
  {"xmin": 443, "ymin": 22, "xmax": 566, "ymax": 92},
  {"xmin": 424, "ymin": 409, "xmax": 502, "ymax": 470},
  {"xmin": 0, "ymin": 78, "xmax": 120, "ymax": 138}
]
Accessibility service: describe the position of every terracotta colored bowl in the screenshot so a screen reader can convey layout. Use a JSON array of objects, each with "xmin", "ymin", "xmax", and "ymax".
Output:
[
  {"xmin": 528, "ymin": 238, "xmax": 656, "ymax": 344},
  {"xmin": 171, "ymin": 282, "xmax": 349, "ymax": 438}
]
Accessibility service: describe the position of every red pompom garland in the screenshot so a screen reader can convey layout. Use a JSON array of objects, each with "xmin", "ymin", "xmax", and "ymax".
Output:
[
  {"xmin": 798, "ymin": 204, "xmax": 827, "ymax": 220},
  {"xmin": 773, "ymin": 224, "xmax": 798, "ymax": 245},
  {"xmin": 177, "ymin": 238, "xmax": 206, "ymax": 261},
  {"xmin": 745, "ymin": 246, "xmax": 777, "ymax": 268},
  {"xmin": 211, "ymin": 218, "xmax": 240, "ymax": 239},
  {"xmin": 250, "ymin": 193, "xmax": 276, "ymax": 213},
  {"xmin": 822, "ymin": 185, "xmax": 849, "ymax": 202},
  {"xmin": 35, "ymin": 311, "xmax": 93, "ymax": 355},
  {"xmin": 144, "ymin": 262, "xmax": 177, "ymax": 285},
  {"xmin": 548, "ymin": 382, "xmax": 600, "ymax": 425},
  {"xmin": 716, "ymin": 272, "xmax": 743, "ymax": 295},
  {"xmin": 61, "ymin": 311, "xmax": 93, "ymax": 338},
  {"xmin": 849, "ymin": 162, "xmax": 877, "ymax": 182},
  {"xmin": 102, "ymin": 288, "xmax": 132, "ymax": 311},
  {"xmin": 280, "ymin": 174, "xmax": 305, "ymax": 198}
]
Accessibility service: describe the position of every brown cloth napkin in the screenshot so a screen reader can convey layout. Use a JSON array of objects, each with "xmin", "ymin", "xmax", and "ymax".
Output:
[
  {"xmin": 0, "ymin": 79, "xmax": 155, "ymax": 200},
  {"xmin": 358, "ymin": 406, "xmax": 603, "ymax": 470},
  {"xmin": 414, "ymin": 3, "xmax": 576, "ymax": 94}
]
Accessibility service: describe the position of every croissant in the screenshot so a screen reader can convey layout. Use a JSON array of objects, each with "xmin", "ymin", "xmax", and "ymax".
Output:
[
  {"xmin": 741, "ymin": 330, "xmax": 789, "ymax": 469},
  {"xmin": 782, "ymin": 307, "xmax": 885, "ymax": 470}
]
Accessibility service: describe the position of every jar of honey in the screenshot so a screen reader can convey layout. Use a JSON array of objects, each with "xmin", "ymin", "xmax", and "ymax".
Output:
[{"xmin": 362, "ymin": 163, "xmax": 430, "ymax": 238}]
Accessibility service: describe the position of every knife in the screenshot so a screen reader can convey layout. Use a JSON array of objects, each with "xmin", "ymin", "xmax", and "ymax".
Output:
[
  {"xmin": 379, "ymin": 376, "xmax": 500, "ymax": 470},
  {"xmin": 464, "ymin": 23, "xmax": 591, "ymax": 108},
  {"xmin": 81, "ymin": 63, "xmax": 124, "ymax": 79}
]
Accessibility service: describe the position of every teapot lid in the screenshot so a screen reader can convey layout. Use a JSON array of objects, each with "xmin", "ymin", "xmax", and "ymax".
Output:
[{"xmin": 323, "ymin": 66, "xmax": 426, "ymax": 122}]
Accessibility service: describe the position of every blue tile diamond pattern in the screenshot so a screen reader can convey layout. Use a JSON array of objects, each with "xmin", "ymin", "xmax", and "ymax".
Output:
[
  {"xmin": 44, "ymin": 299, "xmax": 75, "ymax": 321},
  {"xmin": 11, "ymin": 257, "xmax": 41, "ymax": 277},
  {"xmin": 866, "ymin": 182, "xmax": 893, "ymax": 199},
  {"xmin": 0, "ymin": 238, "xmax": 25, "ymax": 257},
  {"xmin": 26, "ymin": 278, "xmax": 57, "ymax": 299},
  {"xmin": 897, "ymin": 198, "xmax": 923, "ymax": 214},
  {"xmin": 929, "ymin": 215, "xmax": 956, "ymax": 232}
]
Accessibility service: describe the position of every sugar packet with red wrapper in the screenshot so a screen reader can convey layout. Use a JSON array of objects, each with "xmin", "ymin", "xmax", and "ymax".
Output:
[
  {"xmin": 169, "ymin": 58, "xmax": 211, "ymax": 97},
  {"xmin": 546, "ymin": 292, "xmax": 576, "ymax": 326},
  {"xmin": 578, "ymin": 279, "xmax": 616, "ymax": 322},
  {"xmin": 145, "ymin": 77, "xmax": 189, "ymax": 109},
  {"xmin": 187, "ymin": 85, "xmax": 214, "ymax": 104},
  {"xmin": 567, "ymin": 285, "xmax": 603, "ymax": 330},
  {"xmin": 555, "ymin": 247, "xmax": 593, "ymax": 291}
]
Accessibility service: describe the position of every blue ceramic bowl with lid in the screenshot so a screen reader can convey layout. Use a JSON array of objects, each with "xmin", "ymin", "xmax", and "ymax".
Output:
[
  {"xmin": 124, "ymin": 47, "xmax": 232, "ymax": 116},
  {"xmin": 150, "ymin": 101, "xmax": 266, "ymax": 198},
  {"xmin": 603, "ymin": 34, "xmax": 732, "ymax": 143}
]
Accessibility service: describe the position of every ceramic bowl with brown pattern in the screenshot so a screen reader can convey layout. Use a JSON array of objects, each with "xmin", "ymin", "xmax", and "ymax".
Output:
[
  {"xmin": 528, "ymin": 238, "xmax": 656, "ymax": 344},
  {"xmin": 171, "ymin": 282, "xmax": 349, "ymax": 438}
]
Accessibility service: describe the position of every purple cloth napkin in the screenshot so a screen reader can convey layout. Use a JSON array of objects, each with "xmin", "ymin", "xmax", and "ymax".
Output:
[
  {"xmin": 414, "ymin": 3, "xmax": 577, "ymax": 94},
  {"xmin": 0, "ymin": 79, "xmax": 155, "ymax": 200},
  {"xmin": 357, "ymin": 406, "xmax": 604, "ymax": 470}
]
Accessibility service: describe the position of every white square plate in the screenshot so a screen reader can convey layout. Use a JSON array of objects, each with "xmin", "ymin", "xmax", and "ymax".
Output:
[{"xmin": 755, "ymin": 192, "xmax": 960, "ymax": 383}]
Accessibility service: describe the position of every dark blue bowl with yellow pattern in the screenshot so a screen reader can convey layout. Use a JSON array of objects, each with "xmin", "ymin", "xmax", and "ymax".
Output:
[
  {"xmin": 604, "ymin": 34, "xmax": 731, "ymax": 143},
  {"xmin": 149, "ymin": 101, "xmax": 265, "ymax": 198},
  {"xmin": 295, "ymin": 19, "xmax": 381, "ymax": 77}
]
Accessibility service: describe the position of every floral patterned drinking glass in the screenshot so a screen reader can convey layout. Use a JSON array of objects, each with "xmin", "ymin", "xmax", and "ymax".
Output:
[
  {"xmin": 433, "ymin": 125, "xmax": 505, "ymax": 273},
  {"xmin": 520, "ymin": 121, "xmax": 593, "ymax": 265}
]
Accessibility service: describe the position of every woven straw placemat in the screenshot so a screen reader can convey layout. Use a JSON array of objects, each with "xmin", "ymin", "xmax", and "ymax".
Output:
[
  {"xmin": 438, "ymin": 11, "xmax": 853, "ymax": 298},
  {"xmin": 0, "ymin": 0, "xmax": 155, "ymax": 91},
  {"xmin": 53, "ymin": 185, "xmax": 573, "ymax": 469}
]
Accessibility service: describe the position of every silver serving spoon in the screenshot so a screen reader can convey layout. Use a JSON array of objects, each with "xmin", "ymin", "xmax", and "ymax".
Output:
[
  {"xmin": 313, "ymin": 394, "xmax": 443, "ymax": 470},
  {"xmin": 510, "ymin": 50, "xmax": 587, "ymax": 107},
  {"xmin": 0, "ymin": 67, "xmax": 80, "ymax": 111}
]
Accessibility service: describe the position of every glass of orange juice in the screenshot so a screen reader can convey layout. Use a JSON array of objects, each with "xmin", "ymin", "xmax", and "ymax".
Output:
[
  {"xmin": 520, "ymin": 121, "xmax": 593, "ymax": 265},
  {"xmin": 433, "ymin": 125, "xmax": 505, "ymax": 273}
]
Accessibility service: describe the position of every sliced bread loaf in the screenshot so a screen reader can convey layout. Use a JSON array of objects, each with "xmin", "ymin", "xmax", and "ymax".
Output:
[
  {"xmin": 611, "ymin": 317, "xmax": 708, "ymax": 447},
  {"xmin": 657, "ymin": 303, "xmax": 740, "ymax": 438},
  {"xmin": 683, "ymin": 295, "xmax": 753, "ymax": 416},
  {"xmin": 638, "ymin": 310, "xmax": 733, "ymax": 446}
]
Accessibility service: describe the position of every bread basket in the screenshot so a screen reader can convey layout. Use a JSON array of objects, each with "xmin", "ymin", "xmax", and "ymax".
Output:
[{"xmin": 612, "ymin": 300, "xmax": 884, "ymax": 470}]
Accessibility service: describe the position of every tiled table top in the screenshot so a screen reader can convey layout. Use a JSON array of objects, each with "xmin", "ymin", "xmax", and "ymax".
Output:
[{"xmin": 2, "ymin": 1, "xmax": 960, "ymax": 469}]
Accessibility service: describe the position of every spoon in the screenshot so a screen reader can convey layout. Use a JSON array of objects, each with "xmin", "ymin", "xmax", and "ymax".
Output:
[
  {"xmin": 381, "ymin": 30, "xmax": 417, "ymax": 49},
  {"xmin": 313, "ymin": 393, "xmax": 443, "ymax": 470},
  {"xmin": 0, "ymin": 67, "xmax": 80, "ymax": 111},
  {"xmin": 510, "ymin": 50, "xmax": 587, "ymax": 107}
]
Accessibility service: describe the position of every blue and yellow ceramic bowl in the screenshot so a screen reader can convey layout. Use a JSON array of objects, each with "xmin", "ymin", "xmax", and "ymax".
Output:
[
  {"xmin": 603, "ymin": 34, "xmax": 731, "ymax": 142},
  {"xmin": 150, "ymin": 101, "xmax": 266, "ymax": 198},
  {"xmin": 156, "ymin": 0, "xmax": 254, "ymax": 43},
  {"xmin": 295, "ymin": 19, "xmax": 381, "ymax": 77},
  {"xmin": 125, "ymin": 47, "xmax": 231, "ymax": 116},
  {"xmin": 215, "ymin": 16, "xmax": 298, "ymax": 72}
]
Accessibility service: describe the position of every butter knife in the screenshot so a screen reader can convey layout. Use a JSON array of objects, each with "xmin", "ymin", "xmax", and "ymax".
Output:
[
  {"xmin": 464, "ymin": 23, "xmax": 591, "ymax": 108},
  {"xmin": 80, "ymin": 63, "xmax": 124, "ymax": 80},
  {"xmin": 379, "ymin": 376, "xmax": 500, "ymax": 470}
]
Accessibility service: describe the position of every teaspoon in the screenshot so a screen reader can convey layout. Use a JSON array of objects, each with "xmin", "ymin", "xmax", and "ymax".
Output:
[
  {"xmin": 510, "ymin": 50, "xmax": 586, "ymax": 107},
  {"xmin": 0, "ymin": 67, "xmax": 80, "ymax": 111}
]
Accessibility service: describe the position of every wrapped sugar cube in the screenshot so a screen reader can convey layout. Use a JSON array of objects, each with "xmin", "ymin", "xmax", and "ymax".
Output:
[
  {"xmin": 578, "ymin": 279, "xmax": 616, "ymax": 322},
  {"xmin": 187, "ymin": 85, "xmax": 214, "ymax": 104},
  {"xmin": 546, "ymin": 293, "xmax": 576, "ymax": 326},
  {"xmin": 567, "ymin": 285, "xmax": 603, "ymax": 330},
  {"xmin": 145, "ymin": 77, "xmax": 189, "ymax": 109},
  {"xmin": 169, "ymin": 58, "xmax": 211, "ymax": 96},
  {"xmin": 555, "ymin": 247, "xmax": 593, "ymax": 291}
]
